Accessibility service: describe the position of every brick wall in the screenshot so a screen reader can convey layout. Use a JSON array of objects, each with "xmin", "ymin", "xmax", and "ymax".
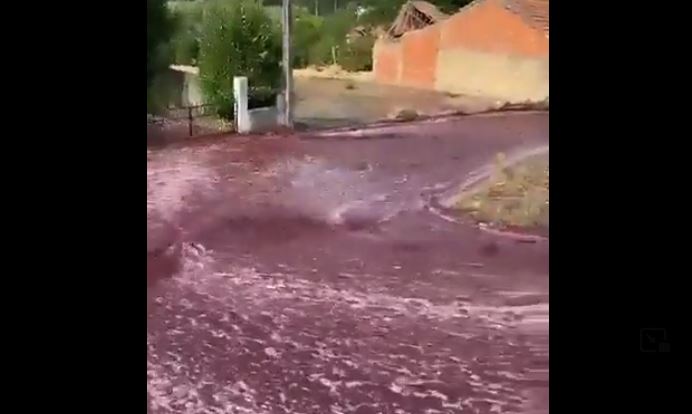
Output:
[
  {"xmin": 400, "ymin": 24, "xmax": 441, "ymax": 89},
  {"xmin": 439, "ymin": 0, "xmax": 548, "ymax": 57},
  {"xmin": 373, "ymin": 39, "xmax": 402, "ymax": 84},
  {"xmin": 373, "ymin": 0, "xmax": 549, "ymax": 102}
]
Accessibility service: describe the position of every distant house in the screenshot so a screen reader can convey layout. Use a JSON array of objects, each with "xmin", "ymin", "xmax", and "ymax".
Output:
[{"xmin": 373, "ymin": 0, "xmax": 549, "ymax": 103}]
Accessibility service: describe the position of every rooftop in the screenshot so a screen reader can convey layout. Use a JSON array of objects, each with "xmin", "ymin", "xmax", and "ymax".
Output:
[
  {"xmin": 502, "ymin": 0, "xmax": 549, "ymax": 35},
  {"xmin": 386, "ymin": 1, "xmax": 448, "ymax": 38}
]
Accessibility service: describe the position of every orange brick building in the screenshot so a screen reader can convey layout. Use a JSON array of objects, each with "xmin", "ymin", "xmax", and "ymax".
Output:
[{"xmin": 373, "ymin": 0, "xmax": 549, "ymax": 102}]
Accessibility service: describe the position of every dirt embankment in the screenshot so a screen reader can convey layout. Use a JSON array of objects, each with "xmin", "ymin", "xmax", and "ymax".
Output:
[
  {"xmin": 293, "ymin": 65, "xmax": 374, "ymax": 82},
  {"xmin": 451, "ymin": 151, "xmax": 549, "ymax": 238}
]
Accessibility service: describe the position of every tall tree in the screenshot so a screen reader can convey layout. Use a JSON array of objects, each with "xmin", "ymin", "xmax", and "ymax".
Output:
[
  {"xmin": 198, "ymin": 0, "xmax": 282, "ymax": 119},
  {"xmin": 147, "ymin": 0, "xmax": 175, "ymax": 88}
]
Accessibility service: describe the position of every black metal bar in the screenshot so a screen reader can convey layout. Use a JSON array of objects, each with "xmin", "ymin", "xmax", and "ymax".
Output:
[
  {"xmin": 188, "ymin": 107, "xmax": 193, "ymax": 136},
  {"xmin": 167, "ymin": 104, "xmax": 214, "ymax": 112}
]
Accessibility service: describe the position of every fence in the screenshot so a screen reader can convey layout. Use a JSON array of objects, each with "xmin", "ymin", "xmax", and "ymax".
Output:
[
  {"xmin": 147, "ymin": 104, "xmax": 232, "ymax": 142},
  {"xmin": 163, "ymin": 104, "xmax": 228, "ymax": 136},
  {"xmin": 147, "ymin": 72, "xmax": 286, "ymax": 142}
]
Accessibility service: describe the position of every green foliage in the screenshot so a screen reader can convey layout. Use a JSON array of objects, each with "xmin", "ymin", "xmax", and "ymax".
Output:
[
  {"xmin": 170, "ymin": 1, "xmax": 205, "ymax": 65},
  {"xmin": 172, "ymin": 31, "xmax": 200, "ymax": 65},
  {"xmin": 290, "ymin": 0, "xmax": 473, "ymax": 70},
  {"xmin": 265, "ymin": 0, "xmax": 345, "ymax": 15},
  {"xmin": 290, "ymin": 4, "xmax": 365, "ymax": 69},
  {"xmin": 358, "ymin": 0, "xmax": 405, "ymax": 26},
  {"xmin": 339, "ymin": 35, "xmax": 375, "ymax": 71},
  {"xmin": 198, "ymin": 0, "xmax": 282, "ymax": 119},
  {"xmin": 293, "ymin": 6, "xmax": 324, "ymax": 67},
  {"xmin": 322, "ymin": 4, "xmax": 358, "ymax": 41},
  {"xmin": 308, "ymin": 36, "xmax": 338, "ymax": 66},
  {"xmin": 359, "ymin": 0, "xmax": 473, "ymax": 26},
  {"xmin": 318, "ymin": 5, "xmax": 371, "ymax": 69},
  {"xmin": 147, "ymin": 0, "xmax": 175, "ymax": 89}
]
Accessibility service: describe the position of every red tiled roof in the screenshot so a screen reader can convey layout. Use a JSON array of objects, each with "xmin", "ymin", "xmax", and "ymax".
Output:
[
  {"xmin": 410, "ymin": 1, "xmax": 449, "ymax": 22},
  {"xmin": 387, "ymin": 1, "xmax": 449, "ymax": 38},
  {"xmin": 502, "ymin": 0, "xmax": 549, "ymax": 34}
]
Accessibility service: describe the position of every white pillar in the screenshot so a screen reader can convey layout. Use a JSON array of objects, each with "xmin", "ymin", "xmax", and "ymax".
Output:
[
  {"xmin": 233, "ymin": 76, "xmax": 250, "ymax": 133},
  {"xmin": 281, "ymin": 0, "xmax": 294, "ymax": 127},
  {"xmin": 276, "ymin": 92, "xmax": 285, "ymax": 126}
]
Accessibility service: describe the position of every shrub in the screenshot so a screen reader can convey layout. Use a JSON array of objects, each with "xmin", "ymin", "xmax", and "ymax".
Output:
[
  {"xmin": 198, "ymin": 0, "xmax": 281, "ymax": 119},
  {"xmin": 293, "ymin": 7, "xmax": 324, "ymax": 68},
  {"xmin": 339, "ymin": 35, "xmax": 374, "ymax": 71},
  {"xmin": 308, "ymin": 36, "xmax": 338, "ymax": 66},
  {"xmin": 300, "ymin": 5, "xmax": 374, "ymax": 70},
  {"xmin": 322, "ymin": 5, "xmax": 358, "ymax": 41}
]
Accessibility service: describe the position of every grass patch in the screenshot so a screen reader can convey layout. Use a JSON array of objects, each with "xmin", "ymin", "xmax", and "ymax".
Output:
[{"xmin": 456, "ymin": 153, "xmax": 549, "ymax": 230}]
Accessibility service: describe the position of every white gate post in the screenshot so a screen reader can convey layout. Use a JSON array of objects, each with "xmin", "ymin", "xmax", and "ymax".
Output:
[{"xmin": 233, "ymin": 76, "xmax": 249, "ymax": 133}]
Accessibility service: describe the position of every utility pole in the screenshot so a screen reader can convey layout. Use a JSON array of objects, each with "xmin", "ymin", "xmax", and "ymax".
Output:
[{"xmin": 281, "ymin": 0, "xmax": 294, "ymax": 127}]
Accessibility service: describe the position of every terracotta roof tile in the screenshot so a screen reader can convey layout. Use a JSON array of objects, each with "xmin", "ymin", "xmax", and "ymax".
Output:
[
  {"xmin": 410, "ymin": 1, "xmax": 449, "ymax": 22},
  {"xmin": 387, "ymin": 1, "xmax": 448, "ymax": 38},
  {"xmin": 502, "ymin": 0, "xmax": 549, "ymax": 34}
]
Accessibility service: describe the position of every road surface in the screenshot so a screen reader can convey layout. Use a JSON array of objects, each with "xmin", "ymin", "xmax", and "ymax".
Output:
[{"xmin": 147, "ymin": 112, "xmax": 549, "ymax": 414}]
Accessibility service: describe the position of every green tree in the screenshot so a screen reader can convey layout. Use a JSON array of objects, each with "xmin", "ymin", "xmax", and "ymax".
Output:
[
  {"xmin": 147, "ymin": 0, "xmax": 175, "ymax": 88},
  {"xmin": 339, "ymin": 35, "xmax": 375, "ymax": 71},
  {"xmin": 170, "ymin": 1, "xmax": 205, "ymax": 65},
  {"xmin": 359, "ymin": 0, "xmax": 472, "ymax": 26},
  {"xmin": 303, "ymin": 4, "xmax": 359, "ymax": 66},
  {"xmin": 264, "ymin": 0, "xmax": 347, "ymax": 15},
  {"xmin": 293, "ymin": 6, "xmax": 325, "ymax": 67},
  {"xmin": 198, "ymin": 0, "xmax": 282, "ymax": 119}
]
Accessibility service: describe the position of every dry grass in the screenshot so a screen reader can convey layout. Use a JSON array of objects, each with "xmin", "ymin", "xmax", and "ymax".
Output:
[
  {"xmin": 456, "ymin": 153, "xmax": 549, "ymax": 230},
  {"xmin": 293, "ymin": 65, "xmax": 373, "ymax": 82}
]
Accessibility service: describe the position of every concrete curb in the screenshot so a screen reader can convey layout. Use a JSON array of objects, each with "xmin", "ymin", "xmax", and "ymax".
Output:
[
  {"xmin": 478, "ymin": 224, "xmax": 548, "ymax": 243},
  {"xmin": 304, "ymin": 107, "xmax": 548, "ymax": 139},
  {"xmin": 437, "ymin": 145, "xmax": 550, "ymax": 209}
]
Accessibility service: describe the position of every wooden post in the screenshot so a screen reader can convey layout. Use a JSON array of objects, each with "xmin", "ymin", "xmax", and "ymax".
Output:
[{"xmin": 282, "ymin": 0, "xmax": 294, "ymax": 128}]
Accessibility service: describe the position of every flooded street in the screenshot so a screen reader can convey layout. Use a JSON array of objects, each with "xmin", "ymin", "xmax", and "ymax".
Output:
[{"xmin": 147, "ymin": 112, "xmax": 549, "ymax": 414}]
